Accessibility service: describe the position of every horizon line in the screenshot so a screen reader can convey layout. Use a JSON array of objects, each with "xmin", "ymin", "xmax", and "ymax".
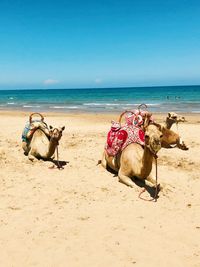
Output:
[{"xmin": 0, "ymin": 84, "xmax": 200, "ymax": 91}]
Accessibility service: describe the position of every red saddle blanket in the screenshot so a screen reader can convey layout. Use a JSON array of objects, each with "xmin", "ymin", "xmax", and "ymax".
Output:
[{"xmin": 105, "ymin": 124, "xmax": 145, "ymax": 156}]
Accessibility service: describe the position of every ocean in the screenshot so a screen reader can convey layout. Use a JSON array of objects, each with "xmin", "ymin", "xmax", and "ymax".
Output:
[{"xmin": 0, "ymin": 85, "xmax": 200, "ymax": 113}]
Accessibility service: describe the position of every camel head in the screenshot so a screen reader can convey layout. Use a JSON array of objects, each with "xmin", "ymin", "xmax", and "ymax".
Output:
[
  {"xmin": 166, "ymin": 112, "xmax": 185, "ymax": 129},
  {"xmin": 49, "ymin": 126, "xmax": 65, "ymax": 142},
  {"xmin": 144, "ymin": 124, "xmax": 163, "ymax": 155}
]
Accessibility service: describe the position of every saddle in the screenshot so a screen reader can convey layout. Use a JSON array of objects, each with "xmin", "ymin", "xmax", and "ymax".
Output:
[
  {"xmin": 105, "ymin": 108, "xmax": 153, "ymax": 157},
  {"xmin": 22, "ymin": 113, "xmax": 50, "ymax": 143}
]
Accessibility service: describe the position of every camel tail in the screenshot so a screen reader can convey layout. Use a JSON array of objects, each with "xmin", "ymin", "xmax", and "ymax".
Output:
[{"xmin": 97, "ymin": 159, "xmax": 102, "ymax": 165}]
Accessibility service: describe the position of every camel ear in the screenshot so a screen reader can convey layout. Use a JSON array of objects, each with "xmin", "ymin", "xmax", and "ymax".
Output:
[
  {"xmin": 168, "ymin": 112, "xmax": 171, "ymax": 118},
  {"xmin": 143, "ymin": 113, "xmax": 151, "ymax": 130},
  {"xmin": 156, "ymin": 123, "xmax": 164, "ymax": 132},
  {"xmin": 59, "ymin": 126, "xmax": 65, "ymax": 131},
  {"xmin": 49, "ymin": 125, "xmax": 53, "ymax": 130},
  {"xmin": 181, "ymin": 116, "xmax": 185, "ymax": 122}
]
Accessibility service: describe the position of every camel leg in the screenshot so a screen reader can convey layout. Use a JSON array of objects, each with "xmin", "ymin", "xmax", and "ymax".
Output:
[
  {"xmin": 145, "ymin": 175, "xmax": 163, "ymax": 191},
  {"xmin": 145, "ymin": 175, "xmax": 158, "ymax": 188},
  {"xmin": 22, "ymin": 141, "xmax": 30, "ymax": 155},
  {"xmin": 28, "ymin": 151, "xmax": 39, "ymax": 162},
  {"xmin": 101, "ymin": 151, "xmax": 119, "ymax": 172},
  {"xmin": 118, "ymin": 170, "xmax": 135, "ymax": 188},
  {"xmin": 177, "ymin": 138, "xmax": 189, "ymax": 150}
]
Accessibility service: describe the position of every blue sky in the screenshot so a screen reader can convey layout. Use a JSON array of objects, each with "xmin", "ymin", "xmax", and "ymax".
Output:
[{"xmin": 0, "ymin": 0, "xmax": 200, "ymax": 89}]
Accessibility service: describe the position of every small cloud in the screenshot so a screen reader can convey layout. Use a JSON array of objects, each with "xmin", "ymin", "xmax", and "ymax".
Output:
[
  {"xmin": 43, "ymin": 79, "xmax": 59, "ymax": 85},
  {"xmin": 94, "ymin": 78, "xmax": 102, "ymax": 84}
]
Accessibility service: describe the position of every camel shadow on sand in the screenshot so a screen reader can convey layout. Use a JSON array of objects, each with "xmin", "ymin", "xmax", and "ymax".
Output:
[{"xmin": 51, "ymin": 159, "xmax": 69, "ymax": 169}]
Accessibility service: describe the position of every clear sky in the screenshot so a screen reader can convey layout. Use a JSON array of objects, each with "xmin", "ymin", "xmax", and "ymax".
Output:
[{"xmin": 0, "ymin": 0, "xmax": 200, "ymax": 89}]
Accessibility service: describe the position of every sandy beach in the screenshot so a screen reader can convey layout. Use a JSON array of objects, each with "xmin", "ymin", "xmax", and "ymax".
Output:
[{"xmin": 0, "ymin": 110, "xmax": 200, "ymax": 267}]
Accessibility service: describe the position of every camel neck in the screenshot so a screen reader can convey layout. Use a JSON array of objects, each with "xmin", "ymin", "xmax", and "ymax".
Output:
[
  {"xmin": 141, "ymin": 146, "xmax": 154, "ymax": 178},
  {"xmin": 47, "ymin": 138, "xmax": 58, "ymax": 158},
  {"xmin": 165, "ymin": 119, "xmax": 174, "ymax": 129}
]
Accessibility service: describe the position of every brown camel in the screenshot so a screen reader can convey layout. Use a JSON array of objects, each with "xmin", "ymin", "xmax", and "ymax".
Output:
[
  {"xmin": 162, "ymin": 112, "xmax": 188, "ymax": 150},
  {"xmin": 27, "ymin": 126, "xmax": 65, "ymax": 161},
  {"xmin": 101, "ymin": 123, "xmax": 163, "ymax": 188}
]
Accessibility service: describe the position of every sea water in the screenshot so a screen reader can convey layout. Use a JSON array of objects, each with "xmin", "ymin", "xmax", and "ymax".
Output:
[{"xmin": 0, "ymin": 85, "xmax": 200, "ymax": 113}]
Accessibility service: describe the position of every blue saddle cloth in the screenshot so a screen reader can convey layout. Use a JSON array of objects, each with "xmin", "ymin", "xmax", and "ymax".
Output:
[{"xmin": 22, "ymin": 120, "xmax": 48, "ymax": 143}]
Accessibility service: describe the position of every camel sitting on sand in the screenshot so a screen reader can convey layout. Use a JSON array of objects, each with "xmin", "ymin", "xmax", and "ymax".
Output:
[
  {"xmin": 162, "ymin": 112, "xmax": 188, "ymax": 150},
  {"xmin": 101, "ymin": 122, "xmax": 163, "ymax": 188},
  {"xmin": 27, "ymin": 125, "xmax": 65, "ymax": 161}
]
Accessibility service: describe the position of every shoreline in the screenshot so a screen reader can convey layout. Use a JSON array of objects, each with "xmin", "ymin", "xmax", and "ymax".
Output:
[{"xmin": 0, "ymin": 109, "xmax": 200, "ymax": 124}]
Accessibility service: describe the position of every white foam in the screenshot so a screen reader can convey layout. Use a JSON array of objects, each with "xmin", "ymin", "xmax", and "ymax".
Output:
[
  {"xmin": 145, "ymin": 103, "xmax": 160, "ymax": 106},
  {"xmin": 50, "ymin": 106, "xmax": 78, "ymax": 109},
  {"xmin": 123, "ymin": 103, "xmax": 137, "ymax": 106},
  {"xmin": 83, "ymin": 103, "xmax": 102, "ymax": 106},
  {"xmin": 105, "ymin": 103, "xmax": 119, "ymax": 106},
  {"xmin": 84, "ymin": 103, "xmax": 119, "ymax": 106},
  {"xmin": 23, "ymin": 105, "xmax": 41, "ymax": 108},
  {"xmin": 83, "ymin": 102, "xmax": 160, "ymax": 107}
]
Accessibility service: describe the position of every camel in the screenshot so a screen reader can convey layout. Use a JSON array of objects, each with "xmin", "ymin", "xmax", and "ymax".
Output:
[
  {"xmin": 101, "ymin": 123, "xmax": 163, "ymax": 188},
  {"xmin": 164, "ymin": 112, "xmax": 185, "ymax": 129},
  {"xmin": 162, "ymin": 112, "xmax": 188, "ymax": 150},
  {"xmin": 26, "ymin": 125, "xmax": 65, "ymax": 161}
]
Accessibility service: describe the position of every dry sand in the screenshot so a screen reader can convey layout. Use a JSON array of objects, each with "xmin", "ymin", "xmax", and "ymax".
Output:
[{"xmin": 0, "ymin": 111, "xmax": 200, "ymax": 267}]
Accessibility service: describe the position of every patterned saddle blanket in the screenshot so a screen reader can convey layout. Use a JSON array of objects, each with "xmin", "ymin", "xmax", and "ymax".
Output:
[
  {"xmin": 105, "ymin": 109, "xmax": 153, "ymax": 157},
  {"xmin": 105, "ymin": 124, "xmax": 145, "ymax": 156}
]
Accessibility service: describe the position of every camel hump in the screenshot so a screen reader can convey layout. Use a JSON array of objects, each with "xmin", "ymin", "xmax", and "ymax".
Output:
[{"xmin": 22, "ymin": 120, "xmax": 49, "ymax": 143}]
